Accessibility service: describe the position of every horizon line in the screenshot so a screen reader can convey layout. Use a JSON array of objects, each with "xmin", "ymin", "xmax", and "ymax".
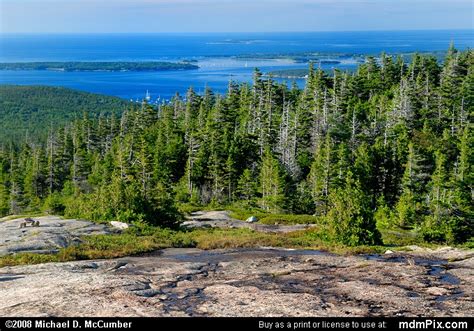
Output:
[{"xmin": 1, "ymin": 28, "xmax": 473, "ymax": 35}]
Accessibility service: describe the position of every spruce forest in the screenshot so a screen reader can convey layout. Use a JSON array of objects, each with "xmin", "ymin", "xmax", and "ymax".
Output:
[{"xmin": 1, "ymin": 45, "xmax": 472, "ymax": 246}]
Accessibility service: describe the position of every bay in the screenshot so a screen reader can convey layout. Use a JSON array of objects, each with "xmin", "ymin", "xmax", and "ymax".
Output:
[{"xmin": 0, "ymin": 30, "xmax": 472, "ymax": 100}]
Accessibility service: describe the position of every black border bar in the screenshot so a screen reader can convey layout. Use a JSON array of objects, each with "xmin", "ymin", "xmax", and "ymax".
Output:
[{"xmin": 0, "ymin": 317, "xmax": 473, "ymax": 331}]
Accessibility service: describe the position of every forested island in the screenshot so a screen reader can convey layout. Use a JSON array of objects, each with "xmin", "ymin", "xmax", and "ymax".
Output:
[
  {"xmin": 267, "ymin": 69, "xmax": 310, "ymax": 78},
  {"xmin": 234, "ymin": 52, "xmax": 363, "ymax": 63},
  {"xmin": 0, "ymin": 61, "xmax": 199, "ymax": 72},
  {"xmin": 267, "ymin": 67, "xmax": 354, "ymax": 79},
  {"xmin": 0, "ymin": 45, "xmax": 472, "ymax": 250},
  {"xmin": 0, "ymin": 85, "xmax": 129, "ymax": 142},
  {"xmin": 236, "ymin": 50, "xmax": 450, "ymax": 66}
]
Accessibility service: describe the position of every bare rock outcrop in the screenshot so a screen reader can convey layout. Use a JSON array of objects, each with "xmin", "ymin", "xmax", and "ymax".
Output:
[
  {"xmin": 0, "ymin": 247, "xmax": 472, "ymax": 317},
  {"xmin": 0, "ymin": 216, "xmax": 118, "ymax": 256}
]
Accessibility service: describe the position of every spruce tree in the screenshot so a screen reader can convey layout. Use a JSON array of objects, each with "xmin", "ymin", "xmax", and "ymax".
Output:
[
  {"xmin": 326, "ymin": 172, "xmax": 381, "ymax": 246},
  {"xmin": 260, "ymin": 149, "xmax": 286, "ymax": 212}
]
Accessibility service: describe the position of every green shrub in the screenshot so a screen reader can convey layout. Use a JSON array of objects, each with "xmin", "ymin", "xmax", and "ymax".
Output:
[
  {"xmin": 42, "ymin": 192, "xmax": 66, "ymax": 214},
  {"xmin": 64, "ymin": 177, "xmax": 182, "ymax": 228},
  {"xmin": 394, "ymin": 191, "xmax": 417, "ymax": 228},
  {"xmin": 374, "ymin": 198, "xmax": 393, "ymax": 230}
]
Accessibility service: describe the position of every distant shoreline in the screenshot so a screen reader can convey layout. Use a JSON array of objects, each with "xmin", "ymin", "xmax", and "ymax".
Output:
[{"xmin": 0, "ymin": 61, "xmax": 199, "ymax": 72}]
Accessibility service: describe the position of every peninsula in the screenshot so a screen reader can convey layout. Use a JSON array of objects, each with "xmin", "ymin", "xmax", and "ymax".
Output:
[{"xmin": 0, "ymin": 61, "xmax": 199, "ymax": 72}]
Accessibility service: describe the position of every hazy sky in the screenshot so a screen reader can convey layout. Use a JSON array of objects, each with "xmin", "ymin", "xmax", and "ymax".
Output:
[{"xmin": 1, "ymin": 0, "xmax": 473, "ymax": 33}]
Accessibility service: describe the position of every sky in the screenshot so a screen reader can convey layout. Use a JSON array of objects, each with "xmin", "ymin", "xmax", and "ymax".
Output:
[{"xmin": 1, "ymin": 0, "xmax": 473, "ymax": 33}]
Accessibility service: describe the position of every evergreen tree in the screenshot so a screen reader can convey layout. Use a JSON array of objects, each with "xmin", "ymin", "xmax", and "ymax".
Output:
[
  {"xmin": 260, "ymin": 149, "xmax": 286, "ymax": 212},
  {"xmin": 237, "ymin": 168, "xmax": 258, "ymax": 203},
  {"xmin": 308, "ymin": 134, "xmax": 333, "ymax": 215},
  {"xmin": 422, "ymin": 151, "xmax": 450, "ymax": 242},
  {"xmin": 394, "ymin": 143, "xmax": 422, "ymax": 227},
  {"xmin": 326, "ymin": 172, "xmax": 381, "ymax": 246}
]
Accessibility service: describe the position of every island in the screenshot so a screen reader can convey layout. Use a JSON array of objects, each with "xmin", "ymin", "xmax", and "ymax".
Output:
[
  {"xmin": 0, "ymin": 61, "xmax": 199, "ymax": 72},
  {"xmin": 234, "ymin": 51, "xmax": 358, "ymax": 63},
  {"xmin": 268, "ymin": 65, "xmax": 359, "ymax": 79},
  {"xmin": 267, "ymin": 68, "xmax": 309, "ymax": 79}
]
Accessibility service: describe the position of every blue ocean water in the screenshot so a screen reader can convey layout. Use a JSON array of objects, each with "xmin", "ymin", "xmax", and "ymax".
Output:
[{"xmin": 0, "ymin": 30, "xmax": 472, "ymax": 100}]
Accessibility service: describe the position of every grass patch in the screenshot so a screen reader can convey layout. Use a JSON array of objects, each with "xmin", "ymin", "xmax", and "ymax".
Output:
[
  {"xmin": 380, "ymin": 228, "xmax": 420, "ymax": 246},
  {"xmin": 228, "ymin": 209, "xmax": 269, "ymax": 221},
  {"xmin": 0, "ymin": 253, "xmax": 61, "ymax": 266},
  {"xmin": 259, "ymin": 214, "xmax": 321, "ymax": 225},
  {"xmin": 379, "ymin": 228, "xmax": 444, "ymax": 250},
  {"xmin": 0, "ymin": 234, "xmax": 156, "ymax": 267}
]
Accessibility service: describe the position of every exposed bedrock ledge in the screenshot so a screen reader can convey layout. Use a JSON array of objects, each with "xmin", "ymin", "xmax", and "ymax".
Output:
[
  {"xmin": 0, "ymin": 216, "xmax": 118, "ymax": 256},
  {"xmin": 0, "ymin": 247, "xmax": 472, "ymax": 317}
]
